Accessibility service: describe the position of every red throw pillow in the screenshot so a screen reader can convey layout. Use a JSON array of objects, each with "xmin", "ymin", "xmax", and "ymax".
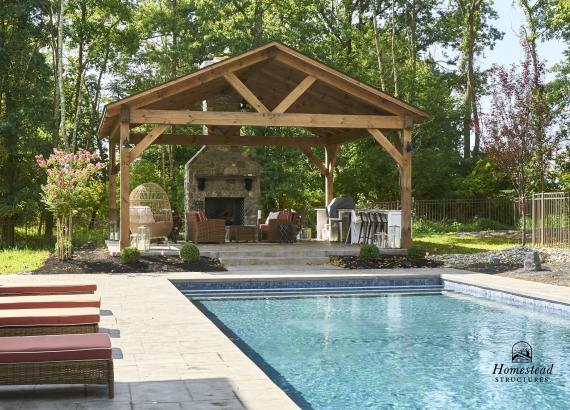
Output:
[{"xmin": 198, "ymin": 211, "xmax": 207, "ymax": 222}]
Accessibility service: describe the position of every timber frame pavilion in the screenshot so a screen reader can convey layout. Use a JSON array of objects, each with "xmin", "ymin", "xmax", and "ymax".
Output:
[{"xmin": 97, "ymin": 41, "xmax": 429, "ymax": 250}]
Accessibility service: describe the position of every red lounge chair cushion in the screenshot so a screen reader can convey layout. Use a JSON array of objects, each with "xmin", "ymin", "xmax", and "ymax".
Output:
[
  {"xmin": 0, "ymin": 283, "xmax": 97, "ymax": 296},
  {"xmin": 0, "ymin": 295, "xmax": 101, "ymax": 310},
  {"xmin": 259, "ymin": 223, "xmax": 269, "ymax": 231},
  {"xmin": 0, "ymin": 333, "xmax": 112, "ymax": 363},
  {"xmin": 0, "ymin": 308, "xmax": 100, "ymax": 327}
]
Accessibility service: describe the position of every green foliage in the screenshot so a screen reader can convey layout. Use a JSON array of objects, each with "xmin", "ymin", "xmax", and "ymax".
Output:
[
  {"xmin": 413, "ymin": 217, "xmax": 511, "ymax": 235},
  {"xmin": 120, "ymin": 247, "xmax": 141, "ymax": 264},
  {"xmin": 359, "ymin": 244, "xmax": 380, "ymax": 261},
  {"xmin": 179, "ymin": 243, "xmax": 200, "ymax": 263},
  {"xmin": 407, "ymin": 245, "xmax": 425, "ymax": 259},
  {"xmin": 0, "ymin": 249, "xmax": 50, "ymax": 274},
  {"xmin": 413, "ymin": 233, "xmax": 518, "ymax": 255}
]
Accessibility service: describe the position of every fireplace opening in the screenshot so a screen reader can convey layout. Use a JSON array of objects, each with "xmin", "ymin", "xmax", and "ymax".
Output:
[{"xmin": 205, "ymin": 197, "xmax": 244, "ymax": 225}]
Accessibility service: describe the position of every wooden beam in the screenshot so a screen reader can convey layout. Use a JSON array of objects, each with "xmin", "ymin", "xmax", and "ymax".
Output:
[
  {"xmin": 129, "ymin": 124, "xmax": 169, "ymax": 163},
  {"xmin": 104, "ymin": 48, "xmax": 273, "ymax": 118},
  {"xmin": 131, "ymin": 109, "xmax": 405, "ymax": 129},
  {"xmin": 272, "ymin": 75, "xmax": 316, "ymax": 113},
  {"xmin": 400, "ymin": 127, "xmax": 413, "ymax": 249},
  {"xmin": 273, "ymin": 49, "xmax": 427, "ymax": 120},
  {"xmin": 109, "ymin": 141, "xmax": 117, "ymax": 232},
  {"xmin": 300, "ymin": 147, "xmax": 328, "ymax": 176},
  {"xmin": 368, "ymin": 128, "xmax": 404, "ymax": 167},
  {"xmin": 128, "ymin": 133, "xmax": 326, "ymax": 147},
  {"xmin": 224, "ymin": 72, "xmax": 269, "ymax": 113},
  {"xmin": 119, "ymin": 106, "xmax": 130, "ymax": 249},
  {"xmin": 325, "ymin": 144, "xmax": 339, "ymax": 205}
]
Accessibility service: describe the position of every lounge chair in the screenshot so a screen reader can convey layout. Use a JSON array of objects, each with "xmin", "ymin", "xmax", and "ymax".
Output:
[
  {"xmin": 0, "ymin": 307, "xmax": 100, "ymax": 337},
  {"xmin": 0, "ymin": 283, "xmax": 97, "ymax": 296},
  {"xmin": 0, "ymin": 333, "xmax": 114, "ymax": 398},
  {"xmin": 0, "ymin": 294, "xmax": 101, "ymax": 310}
]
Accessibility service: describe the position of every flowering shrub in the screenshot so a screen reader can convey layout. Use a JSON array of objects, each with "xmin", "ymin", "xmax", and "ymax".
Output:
[{"xmin": 36, "ymin": 149, "xmax": 105, "ymax": 260}]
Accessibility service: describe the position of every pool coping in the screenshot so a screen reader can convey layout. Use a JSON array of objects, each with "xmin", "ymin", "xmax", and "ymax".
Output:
[{"xmin": 440, "ymin": 271, "xmax": 570, "ymax": 307}]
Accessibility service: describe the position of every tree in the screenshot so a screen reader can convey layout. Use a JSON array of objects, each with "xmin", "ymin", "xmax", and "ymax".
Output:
[
  {"xmin": 36, "ymin": 150, "xmax": 104, "ymax": 259},
  {"xmin": 483, "ymin": 40, "xmax": 557, "ymax": 245}
]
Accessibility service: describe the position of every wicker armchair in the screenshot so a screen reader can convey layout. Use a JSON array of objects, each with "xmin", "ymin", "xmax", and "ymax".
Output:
[
  {"xmin": 259, "ymin": 210, "xmax": 297, "ymax": 242},
  {"xmin": 185, "ymin": 211, "xmax": 226, "ymax": 243}
]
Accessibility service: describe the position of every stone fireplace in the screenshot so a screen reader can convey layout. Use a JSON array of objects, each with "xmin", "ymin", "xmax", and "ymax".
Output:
[
  {"xmin": 184, "ymin": 145, "xmax": 261, "ymax": 238},
  {"xmin": 184, "ymin": 62, "xmax": 262, "ymax": 239}
]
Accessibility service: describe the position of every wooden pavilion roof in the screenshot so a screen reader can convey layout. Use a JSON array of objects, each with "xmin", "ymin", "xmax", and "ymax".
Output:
[{"xmin": 97, "ymin": 41, "xmax": 428, "ymax": 143}]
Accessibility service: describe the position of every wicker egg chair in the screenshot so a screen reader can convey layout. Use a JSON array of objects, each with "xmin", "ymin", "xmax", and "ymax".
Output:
[{"xmin": 129, "ymin": 183, "xmax": 173, "ymax": 240}]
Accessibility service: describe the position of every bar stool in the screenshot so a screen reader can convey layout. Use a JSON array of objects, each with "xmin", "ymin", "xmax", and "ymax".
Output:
[
  {"xmin": 368, "ymin": 212, "xmax": 379, "ymax": 244},
  {"xmin": 358, "ymin": 212, "xmax": 370, "ymax": 244}
]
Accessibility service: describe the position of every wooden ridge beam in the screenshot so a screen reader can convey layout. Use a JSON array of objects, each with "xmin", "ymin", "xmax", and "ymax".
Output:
[
  {"xmin": 300, "ymin": 147, "xmax": 328, "ymax": 175},
  {"xmin": 368, "ymin": 128, "xmax": 404, "ymax": 167},
  {"xmin": 224, "ymin": 72, "xmax": 269, "ymax": 113},
  {"xmin": 129, "ymin": 124, "xmax": 169, "ymax": 163},
  {"xmin": 131, "ymin": 109, "xmax": 405, "ymax": 129},
  {"xmin": 272, "ymin": 75, "xmax": 316, "ymax": 113},
  {"xmin": 128, "ymin": 133, "xmax": 326, "ymax": 148}
]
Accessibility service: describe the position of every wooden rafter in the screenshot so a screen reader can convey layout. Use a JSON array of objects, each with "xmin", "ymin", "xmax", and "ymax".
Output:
[
  {"xmin": 272, "ymin": 75, "xmax": 316, "ymax": 113},
  {"xmin": 129, "ymin": 124, "xmax": 169, "ymax": 163},
  {"xmin": 300, "ymin": 147, "xmax": 328, "ymax": 175},
  {"xmin": 128, "ymin": 133, "xmax": 326, "ymax": 147},
  {"xmin": 368, "ymin": 128, "xmax": 404, "ymax": 167},
  {"xmin": 224, "ymin": 72, "xmax": 269, "ymax": 113},
  {"xmin": 131, "ymin": 110, "xmax": 405, "ymax": 129}
]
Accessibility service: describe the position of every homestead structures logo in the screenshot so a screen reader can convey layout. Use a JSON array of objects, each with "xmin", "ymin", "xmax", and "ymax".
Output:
[
  {"xmin": 493, "ymin": 341, "xmax": 553, "ymax": 383},
  {"xmin": 512, "ymin": 341, "xmax": 532, "ymax": 363}
]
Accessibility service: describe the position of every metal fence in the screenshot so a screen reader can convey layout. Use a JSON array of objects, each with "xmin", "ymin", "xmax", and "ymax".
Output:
[
  {"xmin": 374, "ymin": 197, "xmax": 521, "ymax": 226},
  {"xmin": 531, "ymin": 192, "xmax": 570, "ymax": 247}
]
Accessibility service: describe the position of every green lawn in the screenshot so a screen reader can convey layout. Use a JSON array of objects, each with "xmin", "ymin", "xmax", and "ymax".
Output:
[
  {"xmin": 0, "ymin": 249, "xmax": 50, "ymax": 274},
  {"xmin": 413, "ymin": 233, "xmax": 519, "ymax": 255}
]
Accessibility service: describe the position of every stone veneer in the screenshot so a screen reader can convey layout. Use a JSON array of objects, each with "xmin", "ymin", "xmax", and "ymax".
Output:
[{"xmin": 184, "ymin": 145, "xmax": 261, "ymax": 233}]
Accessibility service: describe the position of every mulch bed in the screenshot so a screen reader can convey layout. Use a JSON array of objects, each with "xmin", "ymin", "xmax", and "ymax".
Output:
[
  {"xmin": 330, "ymin": 256, "xmax": 443, "ymax": 269},
  {"xmin": 33, "ymin": 244, "xmax": 226, "ymax": 274}
]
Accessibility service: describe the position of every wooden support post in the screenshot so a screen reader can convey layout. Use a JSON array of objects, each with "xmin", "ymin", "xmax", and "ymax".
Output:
[
  {"xmin": 108, "ymin": 141, "xmax": 117, "ymax": 237},
  {"xmin": 325, "ymin": 145, "xmax": 339, "ymax": 206},
  {"xmin": 400, "ymin": 128, "xmax": 413, "ymax": 249},
  {"xmin": 119, "ymin": 106, "xmax": 130, "ymax": 249}
]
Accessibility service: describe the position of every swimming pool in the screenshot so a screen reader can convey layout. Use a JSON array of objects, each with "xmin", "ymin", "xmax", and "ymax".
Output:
[{"xmin": 193, "ymin": 292, "xmax": 570, "ymax": 410}]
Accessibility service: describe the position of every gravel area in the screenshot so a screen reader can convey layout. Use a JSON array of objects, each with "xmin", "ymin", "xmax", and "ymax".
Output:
[{"xmin": 428, "ymin": 245, "xmax": 570, "ymax": 286}]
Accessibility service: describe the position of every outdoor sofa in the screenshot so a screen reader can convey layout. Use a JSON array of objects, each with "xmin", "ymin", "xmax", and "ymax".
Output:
[
  {"xmin": 0, "ymin": 307, "xmax": 100, "ymax": 337},
  {"xmin": 0, "ymin": 333, "xmax": 114, "ymax": 398}
]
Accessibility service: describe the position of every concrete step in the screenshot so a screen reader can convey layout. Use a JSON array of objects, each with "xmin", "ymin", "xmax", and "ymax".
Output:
[
  {"xmin": 203, "ymin": 249, "xmax": 357, "ymax": 258},
  {"xmin": 220, "ymin": 256, "xmax": 331, "ymax": 266}
]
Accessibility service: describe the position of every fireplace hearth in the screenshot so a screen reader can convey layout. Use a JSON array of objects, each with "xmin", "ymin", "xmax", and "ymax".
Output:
[{"xmin": 205, "ymin": 197, "xmax": 244, "ymax": 225}]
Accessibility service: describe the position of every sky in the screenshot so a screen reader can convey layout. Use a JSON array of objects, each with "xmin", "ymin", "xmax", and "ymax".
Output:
[
  {"xmin": 476, "ymin": 1, "xmax": 566, "ymax": 118},
  {"xmin": 483, "ymin": 1, "xmax": 565, "ymax": 75}
]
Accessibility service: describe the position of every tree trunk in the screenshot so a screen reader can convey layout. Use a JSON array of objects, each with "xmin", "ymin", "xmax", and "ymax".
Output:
[
  {"xmin": 390, "ymin": 0, "xmax": 398, "ymax": 97},
  {"xmin": 56, "ymin": 0, "xmax": 67, "ymax": 150},
  {"xmin": 372, "ymin": 0, "xmax": 386, "ymax": 90}
]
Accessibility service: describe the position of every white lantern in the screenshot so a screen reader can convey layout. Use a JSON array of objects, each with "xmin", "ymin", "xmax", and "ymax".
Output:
[{"xmin": 137, "ymin": 225, "xmax": 150, "ymax": 251}]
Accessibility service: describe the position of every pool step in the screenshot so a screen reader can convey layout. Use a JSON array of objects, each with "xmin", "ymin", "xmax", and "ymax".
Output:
[
  {"xmin": 219, "ymin": 256, "xmax": 331, "ymax": 266},
  {"xmin": 183, "ymin": 284, "xmax": 444, "ymax": 298}
]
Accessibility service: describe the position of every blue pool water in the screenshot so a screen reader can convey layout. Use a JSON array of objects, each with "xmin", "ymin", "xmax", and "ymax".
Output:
[{"xmin": 195, "ymin": 293, "xmax": 570, "ymax": 410}]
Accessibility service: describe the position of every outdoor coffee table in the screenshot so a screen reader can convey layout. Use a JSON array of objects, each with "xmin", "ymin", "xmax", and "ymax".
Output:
[{"xmin": 229, "ymin": 225, "xmax": 257, "ymax": 242}]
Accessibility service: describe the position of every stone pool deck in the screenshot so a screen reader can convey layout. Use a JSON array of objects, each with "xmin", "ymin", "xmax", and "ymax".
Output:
[{"xmin": 0, "ymin": 268, "xmax": 569, "ymax": 409}]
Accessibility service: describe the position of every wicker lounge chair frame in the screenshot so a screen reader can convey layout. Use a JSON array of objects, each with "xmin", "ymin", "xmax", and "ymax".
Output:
[
  {"xmin": 266, "ymin": 219, "xmax": 297, "ymax": 242},
  {"xmin": 0, "ymin": 358, "xmax": 114, "ymax": 398},
  {"xmin": 185, "ymin": 212, "xmax": 226, "ymax": 243},
  {"xmin": 0, "ymin": 324, "xmax": 98, "ymax": 337}
]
